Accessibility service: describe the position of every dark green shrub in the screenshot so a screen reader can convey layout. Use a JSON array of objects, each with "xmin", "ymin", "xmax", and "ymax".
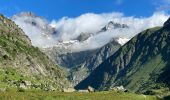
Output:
[{"xmin": 17, "ymin": 88, "xmax": 25, "ymax": 92}]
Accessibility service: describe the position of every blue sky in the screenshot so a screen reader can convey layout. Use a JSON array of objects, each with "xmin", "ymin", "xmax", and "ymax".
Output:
[{"xmin": 0, "ymin": 0, "xmax": 169, "ymax": 20}]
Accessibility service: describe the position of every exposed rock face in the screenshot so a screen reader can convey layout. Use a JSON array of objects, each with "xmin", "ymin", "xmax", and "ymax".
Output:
[
  {"xmin": 76, "ymin": 18, "xmax": 170, "ymax": 93},
  {"xmin": 100, "ymin": 21, "xmax": 129, "ymax": 32},
  {"xmin": 76, "ymin": 33, "xmax": 92, "ymax": 42}
]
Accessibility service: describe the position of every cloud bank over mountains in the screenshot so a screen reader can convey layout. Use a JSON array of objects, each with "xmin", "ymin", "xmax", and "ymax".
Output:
[{"xmin": 12, "ymin": 11, "xmax": 169, "ymax": 51}]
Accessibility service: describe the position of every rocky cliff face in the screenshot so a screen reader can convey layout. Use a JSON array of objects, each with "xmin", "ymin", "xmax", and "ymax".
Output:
[
  {"xmin": 76, "ymin": 18, "xmax": 170, "ymax": 94},
  {"xmin": 0, "ymin": 14, "xmax": 69, "ymax": 91}
]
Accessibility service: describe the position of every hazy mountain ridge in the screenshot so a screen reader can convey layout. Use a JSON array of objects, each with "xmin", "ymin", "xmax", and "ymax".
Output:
[{"xmin": 76, "ymin": 18, "xmax": 170, "ymax": 94}]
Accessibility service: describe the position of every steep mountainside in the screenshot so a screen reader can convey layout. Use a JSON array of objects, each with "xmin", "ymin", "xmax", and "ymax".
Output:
[
  {"xmin": 76, "ymin": 18, "xmax": 170, "ymax": 94},
  {"xmin": 44, "ymin": 39, "xmax": 120, "ymax": 86},
  {"xmin": 0, "ymin": 14, "xmax": 69, "ymax": 91},
  {"xmin": 68, "ymin": 39, "xmax": 121, "ymax": 85}
]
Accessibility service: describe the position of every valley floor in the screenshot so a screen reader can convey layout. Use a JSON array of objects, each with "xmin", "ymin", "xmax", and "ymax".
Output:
[{"xmin": 0, "ymin": 90, "xmax": 160, "ymax": 100}]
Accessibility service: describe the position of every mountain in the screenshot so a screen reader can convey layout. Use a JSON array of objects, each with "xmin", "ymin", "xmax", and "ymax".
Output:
[
  {"xmin": 68, "ymin": 39, "xmax": 121, "ymax": 85},
  {"xmin": 75, "ymin": 18, "xmax": 170, "ymax": 94},
  {"xmin": 42, "ymin": 21, "xmax": 129, "ymax": 69},
  {"xmin": 42, "ymin": 21, "xmax": 129, "ymax": 86},
  {"xmin": 0, "ymin": 14, "xmax": 69, "ymax": 91},
  {"xmin": 99, "ymin": 21, "xmax": 129, "ymax": 32},
  {"xmin": 12, "ymin": 12, "xmax": 130, "ymax": 86},
  {"xmin": 42, "ymin": 39, "xmax": 121, "ymax": 86}
]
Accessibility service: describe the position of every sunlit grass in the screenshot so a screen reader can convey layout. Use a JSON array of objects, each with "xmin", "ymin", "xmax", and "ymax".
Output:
[{"xmin": 0, "ymin": 90, "xmax": 159, "ymax": 100}]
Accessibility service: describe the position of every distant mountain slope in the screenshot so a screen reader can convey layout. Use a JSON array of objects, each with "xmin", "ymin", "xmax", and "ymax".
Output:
[
  {"xmin": 68, "ymin": 39, "xmax": 121, "ymax": 85},
  {"xmin": 76, "ymin": 18, "xmax": 170, "ymax": 93},
  {"xmin": 44, "ymin": 39, "xmax": 120, "ymax": 86},
  {"xmin": 42, "ymin": 21, "xmax": 126, "ymax": 85},
  {"xmin": 0, "ymin": 14, "xmax": 69, "ymax": 91}
]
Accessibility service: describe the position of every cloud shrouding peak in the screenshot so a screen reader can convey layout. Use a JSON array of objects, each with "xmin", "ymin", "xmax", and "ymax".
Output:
[
  {"xmin": 12, "ymin": 11, "xmax": 169, "ymax": 52},
  {"xmin": 12, "ymin": 12, "xmax": 58, "ymax": 47}
]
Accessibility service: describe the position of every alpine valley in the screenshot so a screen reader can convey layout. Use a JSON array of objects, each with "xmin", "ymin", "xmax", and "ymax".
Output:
[
  {"xmin": 0, "ymin": 11, "xmax": 170, "ymax": 100},
  {"xmin": 12, "ymin": 12, "xmax": 129, "ymax": 86}
]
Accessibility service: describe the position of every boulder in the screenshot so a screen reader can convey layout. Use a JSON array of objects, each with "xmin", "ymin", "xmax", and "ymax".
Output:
[
  {"xmin": 111, "ymin": 85, "xmax": 127, "ymax": 92},
  {"xmin": 19, "ymin": 83, "xmax": 27, "ymax": 89},
  {"xmin": 78, "ymin": 90, "xmax": 89, "ymax": 92},
  {"xmin": 63, "ymin": 88, "xmax": 75, "ymax": 92},
  {"xmin": 87, "ymin": 86, "xmax": 94, "ymax": 92}
]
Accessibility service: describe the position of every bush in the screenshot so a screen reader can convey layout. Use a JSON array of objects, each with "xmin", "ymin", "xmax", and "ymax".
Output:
[{"xmin": 17, "ymin": 88, "xmax": 25, "ymax": 92}]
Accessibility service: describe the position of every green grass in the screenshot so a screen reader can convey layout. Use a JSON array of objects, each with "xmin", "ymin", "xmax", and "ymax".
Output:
[{"xmin": 0, "ymin": 91, "xmax": 159, "ymax": 100}]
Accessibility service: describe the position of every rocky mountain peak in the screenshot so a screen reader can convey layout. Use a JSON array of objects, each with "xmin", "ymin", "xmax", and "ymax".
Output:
[
  {"xmin": 100, "ymin": 21, "xmax": 129, "ymax": 32},
  {"xmin": 76, "ymin": 33, "xmax": 92, "ymax": 42}
]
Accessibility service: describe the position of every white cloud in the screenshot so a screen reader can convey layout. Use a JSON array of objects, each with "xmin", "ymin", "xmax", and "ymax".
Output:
[
  {"xmin": 50, "ymin": 12, "xmax": 123, "ymax": 41},
  {"xmin": 12, "ymin": 13, "xmax": 58, "ymax": 47},
  {"xmin": 12, "ymin": 11, "xmax": 169, "ymax": 52},
  {"xmin": 50, "ymin": 11, "xmax": 169, "ymax": 51}
]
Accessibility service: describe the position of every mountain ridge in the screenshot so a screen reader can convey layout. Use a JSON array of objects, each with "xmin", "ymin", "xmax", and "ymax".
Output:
[{"xmin": 75, "ymin": 18, "xmax": 170, "ymax": 94}]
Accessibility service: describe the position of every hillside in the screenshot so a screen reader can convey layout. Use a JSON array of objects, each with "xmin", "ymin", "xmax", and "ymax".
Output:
[
  {"xmin": 0, "ymin": 14, "xmax": 69, "ymax": 91},
  {"xmin": 76, "ymin": 18, "xmax": 170, "ymax": 94},
  {"xmin": 68, "ymin": 39, "xmax": 121, "ymax": 85}
]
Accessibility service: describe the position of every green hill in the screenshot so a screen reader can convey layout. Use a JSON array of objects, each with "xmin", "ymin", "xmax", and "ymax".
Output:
[
  {"xmin": 0, "ymin": 14, "xmax": 69, "ymax": 91},
  {"xmin": 76, "ymin": 17, "xmax": 170, "ymax": 94}
]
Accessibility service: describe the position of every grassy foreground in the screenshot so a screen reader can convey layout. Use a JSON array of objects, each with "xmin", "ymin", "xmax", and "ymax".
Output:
[{"xmin": 0, "ymin": 90, "xmax": 159, "ymax": 100}]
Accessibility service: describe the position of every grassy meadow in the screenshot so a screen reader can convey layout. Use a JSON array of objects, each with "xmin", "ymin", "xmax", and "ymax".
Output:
[{"xmin": 0, "ymin": 90, "xmax": 160, "ymax": 100}]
